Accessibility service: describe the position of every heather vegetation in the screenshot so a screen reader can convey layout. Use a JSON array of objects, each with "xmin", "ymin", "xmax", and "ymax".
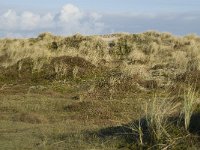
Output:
[{"xmin": 0, "ymin": 31, "xmax": 200, "ymax": 149}]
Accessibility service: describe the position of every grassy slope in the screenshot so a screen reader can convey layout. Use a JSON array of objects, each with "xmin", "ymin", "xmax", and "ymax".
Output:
[{"xmin": 0, "ymin": 31, "xmax": 200, "ymax": 149}]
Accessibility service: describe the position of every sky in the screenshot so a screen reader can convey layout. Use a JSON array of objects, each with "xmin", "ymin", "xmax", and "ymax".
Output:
[{"xmin": 0, "ymin": 0, "xmax": 200, "ymax": 37}]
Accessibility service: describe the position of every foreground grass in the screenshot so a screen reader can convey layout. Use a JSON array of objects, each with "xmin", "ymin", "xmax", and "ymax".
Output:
[
  {"xmin": 0, "ymin": 80, "xmax": 199, "ymax": 149},
  {"xmin": 0, "ymin": 81, "xmax": 146, "ymax": 150}
]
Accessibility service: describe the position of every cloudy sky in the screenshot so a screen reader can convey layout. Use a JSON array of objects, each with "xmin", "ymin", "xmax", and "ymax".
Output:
[{"xmin": 0, "ymin": 0, "xmax": 200, "ymax": 37}]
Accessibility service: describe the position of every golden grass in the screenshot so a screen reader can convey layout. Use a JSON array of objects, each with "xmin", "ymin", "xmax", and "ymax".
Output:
[
  {"xmin": 1, "ymin": 31, "xmax": 200, "ymax": 78},
  {"xmin": 182, "ymin": 85, "xmax": 198, "ymax": 130},
  {"xmin": 145, "ymin": 94, "xmax": 180, "ymax": 142}
]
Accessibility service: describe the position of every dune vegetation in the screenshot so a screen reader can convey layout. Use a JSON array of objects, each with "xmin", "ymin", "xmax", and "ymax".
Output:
[{"xmin": 0, "ymin": 31, "xmax": 200, "ymax": 149}]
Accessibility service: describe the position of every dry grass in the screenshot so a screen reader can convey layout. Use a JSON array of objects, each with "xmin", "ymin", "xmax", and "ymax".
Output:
[
  {"xmin": 1, "ymin": 31, "xmax": 200, "ymax": 79},
  {"xmin": 145, "ymin": 94, "xmax": 180, "ymax": 143},
  {"xmin": 182, "ymin": 85, "xmax": 198, "ymax": 130},
  {"xmin": 1, "ymin": 31, "xmax": 200, "ymax": 149}
]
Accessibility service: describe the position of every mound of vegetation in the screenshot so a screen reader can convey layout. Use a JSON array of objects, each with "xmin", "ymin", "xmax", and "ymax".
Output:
[
  {"xmin": 0, "ymin": 31, "xmax": 200, "ymax": 149},
  {"xmin": 1, "ymin": 32, "xmax": 200, "ymax": 84}
]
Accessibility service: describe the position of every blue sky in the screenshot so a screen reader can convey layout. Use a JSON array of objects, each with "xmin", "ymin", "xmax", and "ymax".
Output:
[
  {"xmin": 0, "ymin": 0, "xmax": 200, "ymax": 37},
  {"xmin": 1, "ymin": 0, "xmax": 200, "ymax": 12}
]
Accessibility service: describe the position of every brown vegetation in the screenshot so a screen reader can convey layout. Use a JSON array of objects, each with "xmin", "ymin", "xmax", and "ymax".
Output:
[{"xmin": 0, "ymin": 31, "xmax": 200, "ymax": 149}]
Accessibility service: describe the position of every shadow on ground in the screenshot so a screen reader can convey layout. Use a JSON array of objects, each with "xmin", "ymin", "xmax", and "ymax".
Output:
[{"xmin": 85, "ymin": 112, "xmax": 200, "ymax": 149}]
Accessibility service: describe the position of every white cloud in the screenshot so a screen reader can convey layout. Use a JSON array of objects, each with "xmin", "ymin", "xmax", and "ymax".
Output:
[
  {"xmin": 90, "ymin": 12, "xmax": 102, "ymax": 21},
  {"xmin": 0, "ymin": 4, "xmax": 105, "ymax": 37},
  {"xmin": 42, "ymin": 13, "xmax": 54, "ymax": 23},
  {"xmin": 0, "ymin": 4, "xmax": 200, "ymax": 37},
  {"xmin": 59, "ymin": 4, "xmax": 83, "ymax": 23},
  {"xmin": 1, "ymin": 9, "xmax": 18, "ymax": 30},
  {"xmin": 20, "ymin": 12, "xmax": 40, "ymax": 30},
  {"xmin": 57, "ymin": 4, "xmax": 104, "ymax": 35}
]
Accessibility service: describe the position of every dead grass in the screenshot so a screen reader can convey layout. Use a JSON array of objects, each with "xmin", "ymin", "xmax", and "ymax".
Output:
[{"xmin": 0, "ymin": 31, "xmax": 200, "ymax": 149}]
